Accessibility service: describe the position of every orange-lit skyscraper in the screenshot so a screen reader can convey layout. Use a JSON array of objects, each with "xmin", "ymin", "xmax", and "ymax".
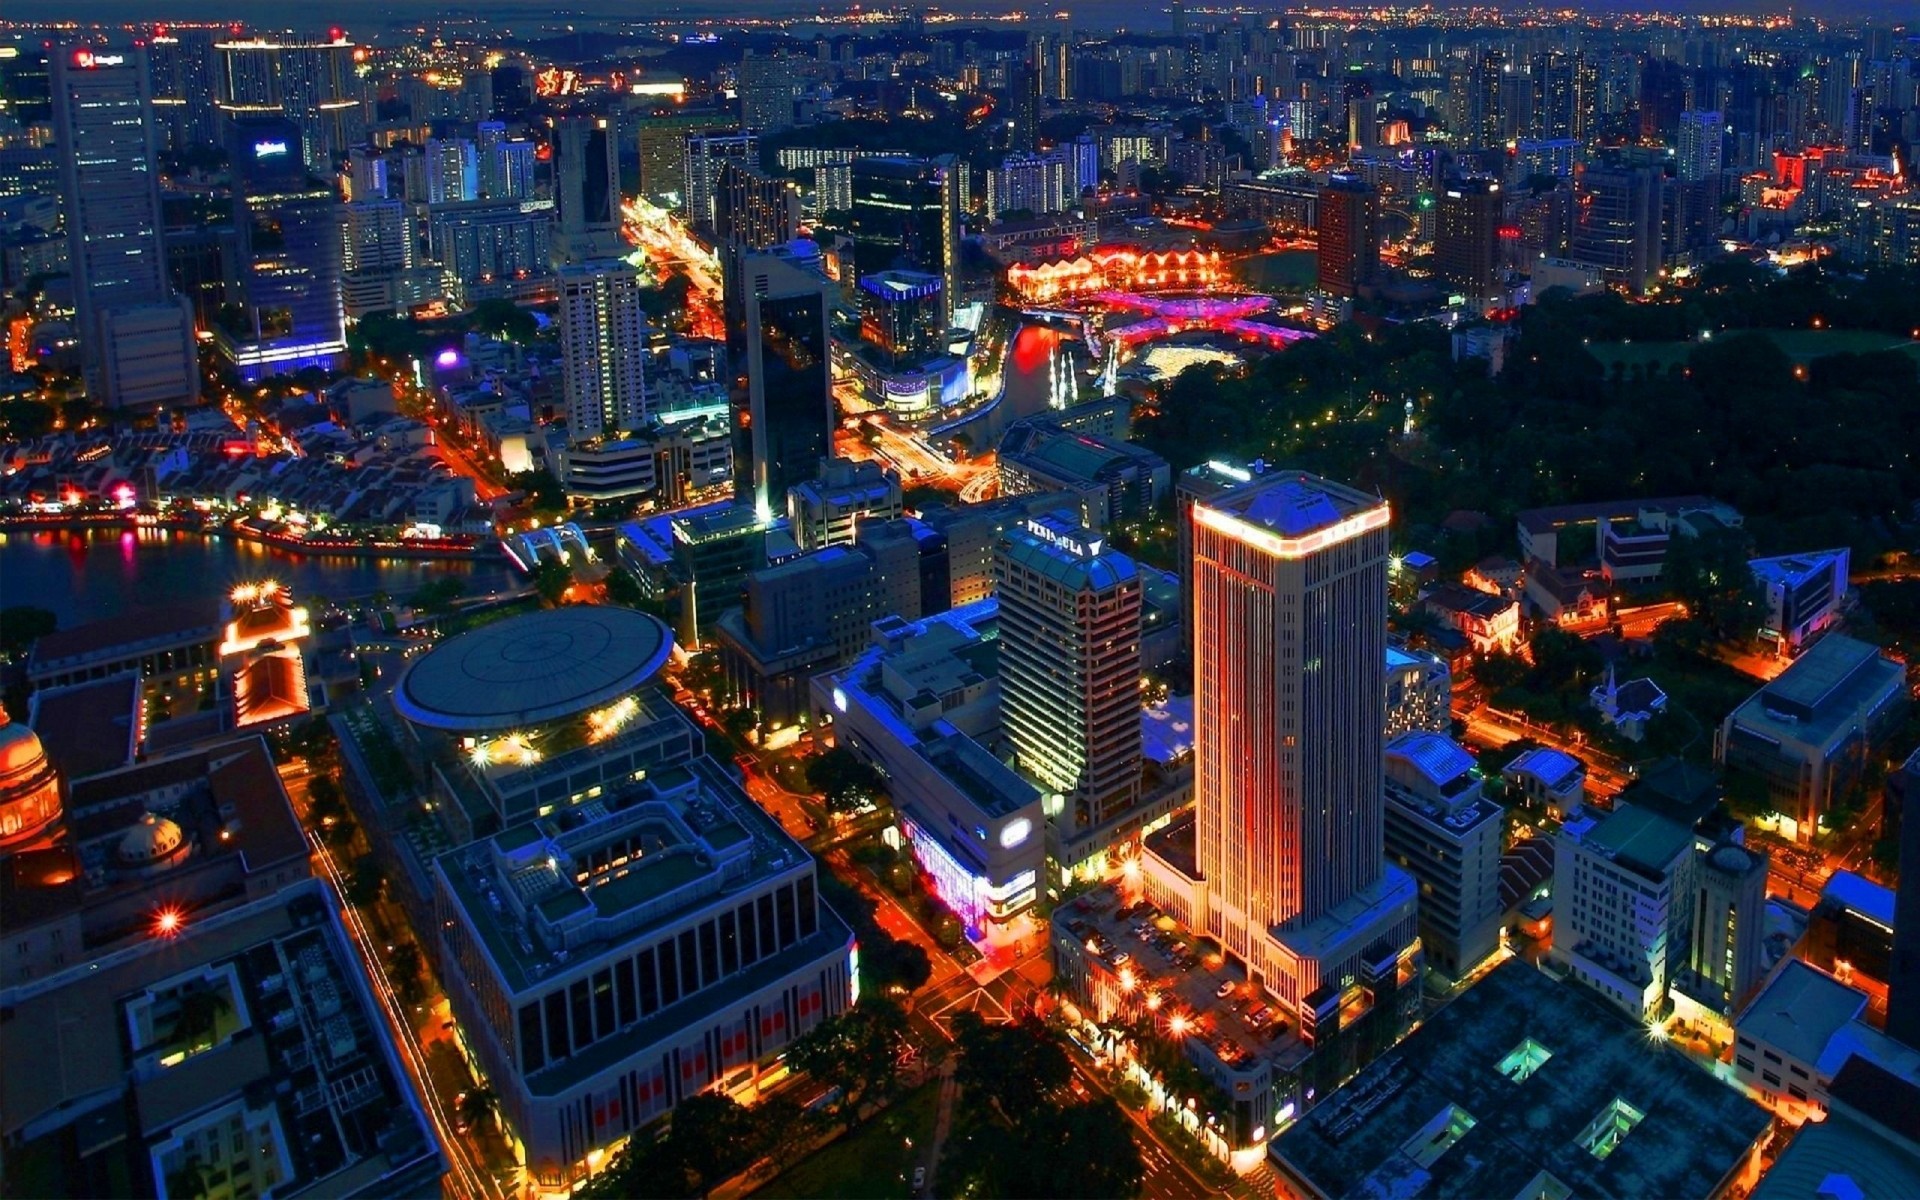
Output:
[{"xmin": 1186, "ymin": 471, "xmax": 1419, "ymax": 1012}]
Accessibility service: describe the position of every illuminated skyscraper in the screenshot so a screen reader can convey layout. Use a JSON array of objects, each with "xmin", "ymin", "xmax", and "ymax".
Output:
[
  {"xmin": 684, "ymin": 130, "xmax": 758, "ymax": 232},
  {"xmin": 1434, "ymin": 177, "xmax": 1502, "ymax": 299},
  {"xmin": 557, "ymin": 260, "xmax": 648, "ymax": 440},
  {"xmin": 849, "ymin": 156, "xmax": 962, "ymax": 327},
  {"xmin": 213, "ymin": 36, "xmax": 365, "ymax": 171},
  {"xmin": 996, "ymin": 514, "xmax": 1143, "ymax": 872},
  {"xmin": 147, "ymin": 28, "xmax": 219, "ymax": 150},
  {"xmin": 220, "ymin": 115, "xmax": 347, "ymax": 381},
  {"xmin": 735, "ymin": 252, "xmax": 833, "ymax": 520},
  {"xmin": 738, "ymin": 50, "xmax": 802, "ymax": 133},
  {"xmin": 52, "ymin": 45, "xmax": 199, "ymax": 410},
  {"xmin": 1186, "ymin": 471, "xmax": 1418, "ymax": 1010},
  {"xmin": 1315, "ymin": 174, "xmax": 1379, "ymax": 298}
]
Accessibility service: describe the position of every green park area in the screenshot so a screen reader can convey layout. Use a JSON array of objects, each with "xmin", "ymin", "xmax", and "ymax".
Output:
[{"xmin": 753, "ymin": 1084, "xmax": 940, "ymax": 1200}]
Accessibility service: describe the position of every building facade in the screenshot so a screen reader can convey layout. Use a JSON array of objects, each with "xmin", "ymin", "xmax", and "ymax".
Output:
[
  {"xmin": 53, "ymin": 45, "xmax": 199, "ymax": 410},
  {"xmin": 1162, "ymin": 471, "xmax": 1419, "ymax": 1012},
  {"xmin": 557, "ymin": 260, "xmax": 649, "ymax": 441},
  {"xmin": 996, "ymin": 514, "xmax": 1144, "ymax": 875}
]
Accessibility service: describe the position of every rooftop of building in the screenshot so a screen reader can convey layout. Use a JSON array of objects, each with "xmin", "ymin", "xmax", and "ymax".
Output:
[
  {"xmin": 1515, "ymin": 495, "xmax": 1719, "ymax": 537},
  {"xmin": 1575, "ymin": 803, "xmax": 1694, "ymax": 879},
  {"xmin": 672, "ymin": 503, "xmax": 768, "ymax": 545},
  {"xmin": 1734, "ymin": 636, "xmax": 1902, "ymax": 742},
  {"xmin": 1752, "ymin": 1095, "xmax": 1920, "ymax": 1200},
  {"xmin": 1422, "ymin": 582, "xmax": 1515, "ymax": 619},
  {"xmin": 28, "ymin": 672, "xmax": 142, "ymax": 781},
  {"xmin": 919, "ymin": 732, "xmax": 1036, "ymax": 819},
  {"xmin": 1197, "ymin": 470, "xmax": 1384, "ymax": 543},
  {"xmin": 1272, "ymin": 959, "xmax": 1773, "ymax": 1200},
  {"xmin": 1504, "ymin": 746, "xmax": 1584, "ymax": 790},
  {"xmin": 392, "ymin": 606, "xmax": 674, "ymax": 734},
  {"xmin": 1616, "ymin": 757, "xmax": 1719, "ymax": 826},
  {"xmin": 1750, "ymin": 548, "xmax": 1849, "ymax": 589},
  {"xmin": 1819, "ymin": 869, "xmax": 1895, "ymax": 930},
  {"xmin": 0, "ymin": 884, "xmax": 441, "ymax": 1197},
  {"xmin": 28, "ymin": 601, "xmax": 219, "ymax": 674},
  {"xmin": 435, "ymin": 754, "xmax": 808, "ymax": 995},
  {"xmin": 1737, "ymin": 959, "xmax": 1869, "ymax": 1066},
  {"xmin": 617, "ymin": 499, "xmax": 736, "ymax": 568},
  {"xmin": 1386, "ymin": 731, "xmax": 1477, "ymax": 794},
  {"xmin": 1141, "ymin": 696, "xmax": 1195, "ymax": 766},
  {"xmin": 998, "ymin": 515, "xmax": 1138, "ymax": 593},
  {"xmin": 857, "ymin": 268, "xmax": 943, "ymax": 299}
]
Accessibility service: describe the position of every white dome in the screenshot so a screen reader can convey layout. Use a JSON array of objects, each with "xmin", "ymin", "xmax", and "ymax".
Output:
[{"xmin": 118, "ymin": 813, "xmax": 186, "ymax": 866}]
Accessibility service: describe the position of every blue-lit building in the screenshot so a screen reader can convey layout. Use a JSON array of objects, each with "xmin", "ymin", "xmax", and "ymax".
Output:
[
  {"xmin": 1750, "ymin": 548, "xmax": 1850, "ymax": 657},
  {"xmin": 810, "ymin": 602, "xmax": 1047, "ymax": 937},
  {"xmin": 217, "ymin": 115, "xmax": 347, "ymax": 381}
]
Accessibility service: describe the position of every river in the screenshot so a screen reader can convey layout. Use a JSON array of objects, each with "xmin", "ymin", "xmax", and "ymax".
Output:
[{"xmin": 0, "ymin": 526, "xmax": 517, "ymax": 624}]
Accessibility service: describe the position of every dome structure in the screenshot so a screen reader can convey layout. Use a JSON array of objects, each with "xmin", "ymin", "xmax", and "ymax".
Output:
[
  {"xmin": 117, "ymin": 812, "xmax": 188, "ymax": 869},
  {"xmin": 0, "ymin": 708, "xmax": 62, "ymax": 850}
]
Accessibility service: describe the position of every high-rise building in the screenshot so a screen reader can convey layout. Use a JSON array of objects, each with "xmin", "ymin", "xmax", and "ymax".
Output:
[
  {"xmin": 1180, "ymin": 471, "xmax": 1419, "ymax": 1011},
  {"xmin": 1315, "ymin": 174, "xmax": 1379, "ymax": 298},
  {"xmin": 1639, "ymin": 56, "xmax": 1689, "ymax": 144},
  {"xmin": 1435, "ymin": 177, "xmax": 1502, "ymax": 299},
  {"xmin": 1571, "ymin": 159, "xmax": 1664, "ymax": 292},
  {"xmin": 1670, "ymin": 111, "xmax": 1726, "ymax": 257},
  {"xmin": 1676, "ymin": 110, "xmax": 1724, "ymax": 184},
  {"xmin": 1680, "ymin": 837, "xmax": 1768, "ymax": 1016},
  {"xmin": 996, "ymin": 513, "xmax": 1143, "ymax": 871},
  {"xmin": 1475, "ymin": 48, "xmax": 1508, "ymax": 147},
  {"xmin": 146, "ymin": 28, "xmax": 219, "ymax": 150},
  {"xmin": 213, "ymin": 36, "xmax": 365, "ymax": 171},
  {"xmin": 476, "ymin": 121, "xmax": 537, "ymax": 201},
  {"xmin": 735, "ymin": 252, "xmax": 834, "ymax": 520},
  {"xmin": 1551, "ymin": 801, "xmax": 1696, "ymax": 1019},
  {"xmin": 347, "ymin": 145, "xmax": 389, "ymax": 200},
  {"xmin": 1010, "ymin": 60, "xmax": 1041, "ymax": 155},
  {"xmin": 553, "ymin": 113, "xmax": 623, "ymax": 262},
  {"xmin": 636, "ymin": 111, "xmax": 735, "ymax": 208},
  {"xmin": 344, "ymin": 199, "xmax": 413, "ymax": 272},
  {"xmin": 1382, "ymin": 731, "xmax": 1504, "ymax": 977},
  {"xmin": 1530, "ymin": 49, "xmax": 1580, "ymax": 141},
  {"xmin": 684, "ymin": 131, "xmax": 758, "ymax": 232},
  {"xmin": 849, "ymin": 156, "xmax": 962, "ymax": 327},
  {"xmin": 52, "ymin": 45, "xmax": 199, "ymax": 410},
  {"xmin": 714, "ymin": 159, "xmax": 801, "ymax": 250},
  {"xmin": 424, "ymin": 136, "xmax": 478, "ymax": 204},
  {"xmin": 425, "ymin": 199, "xmax": 553, "ymax": 299},
  {"xmin": 219, "ymin": 116, "xmax": 347, "ymax": 381},
  {"xmin": 557, "ymin": 260, "xmax": 649, "ymax": 440},
  {"xmin": 738, "ymin": 51, "xmax": 802, "ymax": 133},
  {"xmin": 985, "ymin": 150, "xmax": 1072, "ymax": 218}
]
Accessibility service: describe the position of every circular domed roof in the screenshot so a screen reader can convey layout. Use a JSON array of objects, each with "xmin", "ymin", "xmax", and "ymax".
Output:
[
  {"xmin": 392, "ymin": 606, "xmax": 674, "ymax": 734},
  {"xmin": 119, "ymin": 813, "xmax": 186, "ymax": 866},
  {"xmin": 1710, "ymin": 844, "xmax": 1756, "ymax": 873},
  {"xmin": 0, "ymin": 710, "xmax": 47, "ymax": 779}
]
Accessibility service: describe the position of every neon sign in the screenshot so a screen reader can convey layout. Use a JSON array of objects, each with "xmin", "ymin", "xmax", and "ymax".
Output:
[{"xmin": 254, "ymin": 140, "xmax": 289, "ymax": 158}]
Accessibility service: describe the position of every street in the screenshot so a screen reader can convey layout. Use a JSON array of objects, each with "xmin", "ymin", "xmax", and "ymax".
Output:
[{"xmin": 283, "ymin": 764, "xmax": 512, "ymax": 1200}]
